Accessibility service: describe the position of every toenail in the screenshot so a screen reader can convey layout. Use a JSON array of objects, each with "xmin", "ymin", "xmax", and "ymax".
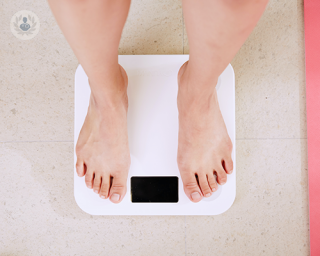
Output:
[
  {"xmin": 111, "ymin": 193, "xmax": 120, "ymax": 202},
  {"xmin": 205, "ymin": 193, "xmax": 211, "ymax": 197},
  {"xmin": 221, "ymin": 181, "xmax": 226, "ymax": 185},
  {"xmin": 191, "ymin": 192, "xmax": 201, "ymax": 201},
  {"xmin": 94, "ymin": 190, "xmax": 98, "ymax": 194},
  {"xmin": 212, "ymin": 187, "xmax": 217, "ymax": 192},
  {"xmin": 88, "ymin": 185, "xmax": 92, "ymax": 188},
  {"xmin": 100, "ymin": 195, "xmax": 106, "ymax": 199}
]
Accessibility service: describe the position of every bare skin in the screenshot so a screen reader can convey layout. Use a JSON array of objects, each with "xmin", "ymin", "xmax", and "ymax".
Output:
[
  {"xmin": 48, "ymin": 0, "xmax": 132, "ymax": 203},
  {"xmin": 75, "ymin": 65, "xmax": 130, "ymax": 203},
  {"xmin": 178, "ymin": 0, "xmax": 269, "ymax": 202},
  {"xmin": 48, "ymin": 0, "xmax": 269, "ymax": 203},
  {"xmin": 177, "ymin": 61, "xmax": 233, "ymax": 202}
]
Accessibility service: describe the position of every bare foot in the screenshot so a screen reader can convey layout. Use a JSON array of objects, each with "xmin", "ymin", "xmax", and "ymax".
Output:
[
  {"xmin": 75, "ymin": 65, "xmax": 130, "ymax": 204},
  {"xmin": 177, "ymin": 61, "xmax": 233, "ymax": 203}
]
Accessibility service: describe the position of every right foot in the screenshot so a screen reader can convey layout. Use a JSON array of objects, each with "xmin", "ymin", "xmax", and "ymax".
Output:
[
  {"xmin": 177, "ymin": 61, "xmax": 233, "ymax": 203},
  {"xmin": 75, "ymin": 65, "xmax": 130, "ymax": 204}
]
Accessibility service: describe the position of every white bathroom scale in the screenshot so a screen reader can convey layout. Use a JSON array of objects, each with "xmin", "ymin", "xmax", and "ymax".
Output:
[{"xmin": 74, "ymin": 55, "xmax": 236, "ymax": 215}]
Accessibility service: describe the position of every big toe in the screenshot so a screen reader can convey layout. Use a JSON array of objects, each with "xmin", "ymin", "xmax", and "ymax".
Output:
[
  {"xmin": 108, "ymin": 173, "xmax": 127, "ymax": 204},
  {"xmin": 181, "ymin": 171, "xmax": 203, "ymax": 203}
]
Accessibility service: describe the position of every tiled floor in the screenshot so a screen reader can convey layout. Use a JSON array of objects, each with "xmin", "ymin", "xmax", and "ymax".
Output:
[{"xmin": 0, "ymin": 0, "xmax": 309, "ymax": 255}]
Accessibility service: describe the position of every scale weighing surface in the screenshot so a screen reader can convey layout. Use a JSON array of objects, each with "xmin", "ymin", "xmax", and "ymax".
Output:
[{"xmin": 74, "ymin": 55, "xmax": 236, "ymax": 215}]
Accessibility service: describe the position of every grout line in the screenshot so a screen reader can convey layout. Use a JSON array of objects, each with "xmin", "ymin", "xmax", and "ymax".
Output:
[
  {"xmin": 184, "ymin": 215, "xmax": 187, "ymax": 256},
  {"xmin": 0, "ymin": 138, "xmax": 307, "ymax": 144},
  {"xmin": 182, "ymin": 7, "xmax": 184, "ymax": 54}
]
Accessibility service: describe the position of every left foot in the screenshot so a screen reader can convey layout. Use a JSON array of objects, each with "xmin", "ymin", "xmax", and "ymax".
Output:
[{"xmin": 177, "ymin": 61, "xmax": 233, "ymax": 203}]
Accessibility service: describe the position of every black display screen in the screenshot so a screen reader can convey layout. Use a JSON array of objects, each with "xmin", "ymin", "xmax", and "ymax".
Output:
[{"xmin": 131, "ymin": 176, "xmax": 179, "ymax": 203}]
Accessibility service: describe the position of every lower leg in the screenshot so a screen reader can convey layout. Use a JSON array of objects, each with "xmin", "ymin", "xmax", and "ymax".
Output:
[
  {"xmin": 48, "ymin": 0, "xmax": 131, "ymax": 203},
  {"xmin": 48, "ymin": 0, "xmax": 131, "ymax": 103},
  {"xmin": 178, "ymin": 0, "xmax": 269, "ymax": 202},
  {"xmin": 184, "ymin": 0, "xmax": 269, "ymax": 82}
]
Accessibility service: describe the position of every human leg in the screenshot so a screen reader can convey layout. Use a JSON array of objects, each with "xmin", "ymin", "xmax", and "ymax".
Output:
[
  {"xmin": 178, "ymin": 0, "xmax": 269, "ymax": 202},
  {"xmin": 47, "ymin": 0, "xmax": 131, "ymax": 203}
]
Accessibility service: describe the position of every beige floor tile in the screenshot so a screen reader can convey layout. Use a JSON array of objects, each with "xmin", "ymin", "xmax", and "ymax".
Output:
[
  {"xmin": 0, "ymin": 142, "xmax": 185, "ymax": 256},
  {"xmin": 233, "ymin": 0, "xmax": 306, "ymax": 139},
  {"xmin": 120, "ymin": 0, "xmax": 183, "ymax": 54},
  {"xmin": 0, "ymin": 0, "xmax": 183, "ymax": 142},
  {"xmin": 0, "ymin": 1, "xmax": 77, "ymax": 142},
  {"xmin": 182, "ymin": 15, "xmax": 188, "ymax": 55},
  {"xmin": 183, "ymin": 0, "xmax": 306, "ymax": 139},
  {"xmin": 186, "ymin": 139, "xmax": 309, "ymax": 256},
  {"xmin": 297, "ymin": 0, "xmax": 307, "ymax": 140}
]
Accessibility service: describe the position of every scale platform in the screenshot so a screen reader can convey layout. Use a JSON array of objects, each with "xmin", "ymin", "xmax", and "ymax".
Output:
[{"xmin": 74, "ymin": 55, "xmax": 236, "ymax": 215}]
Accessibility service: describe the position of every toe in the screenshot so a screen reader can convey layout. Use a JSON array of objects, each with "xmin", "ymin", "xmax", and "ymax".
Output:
[
  {"xmin": 84, "ymin": 169, "xmax": 94, "ymax": 189},
  {"xmin": 181, "ymin": 171, "xmax": 203, "ymax": 203},
  {"xmin": 223, "ymin": 158, "xmax": 234, "ymax": 174},
  {"xmin": 108, "ymin": 172, "xmax": 127, "ymax": 204},
  {"xmin": 207, "ymin": 172, "xmax": 218, "ymax": 192},
  {"xmin": 198, "ymin": 173, "xmax": 212, "ymax": 197},
  {"xmin": 92, "ymin": 173, "xmax": 102, "ymax": 194},
  {"xmin": 99, "ymin": 175, "xmax": 110, "ymax": 199},
  {"xmin": 215, "ymin": 165, "xmax": 227, "ymax": 185},
  {"xmin": 75, "ymin": 159, "xmax": 86, "ymax": 177}
]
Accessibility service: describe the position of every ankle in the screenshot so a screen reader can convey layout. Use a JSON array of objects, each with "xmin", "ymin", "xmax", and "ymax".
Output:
[
  {"xmin": 88, "ymin": 64, "xmax": 128, "ymax": 109},
  {"xmin": 177, "ymin": 90, "xmax": 217, "ymax": 117},
  {"xmin": 179, "ymin": 61, "xmax": 219, "ymax": 92},
  {"xmin": 185, "ymin": 58, "xmax": 221, "ymax": 82},
  {"xmin": 90, "ymin": 90, "xmax": 128, "ymax": 112},
  {"xmin": 177, "ymin": 62, "xmax": 219, "ymax": 114}
]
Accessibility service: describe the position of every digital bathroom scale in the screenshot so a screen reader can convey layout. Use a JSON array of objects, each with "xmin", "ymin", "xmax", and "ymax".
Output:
[{"xmin": 74, "ymin": 55, "xmax": 236, "ymax": 215}]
